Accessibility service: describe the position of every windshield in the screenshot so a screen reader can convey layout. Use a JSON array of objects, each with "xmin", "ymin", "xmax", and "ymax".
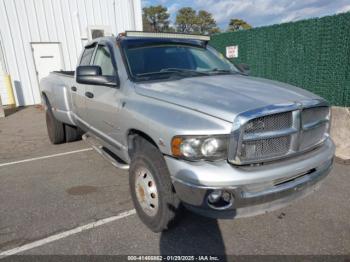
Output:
[{"xmin": 123, "ymin": 43, "xmax": 239, "ymax": 81}]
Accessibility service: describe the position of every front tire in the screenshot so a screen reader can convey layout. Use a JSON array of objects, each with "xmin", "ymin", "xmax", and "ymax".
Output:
[{"xmin": 129, "ymin": 138, "xmax": 181, "ymax": 232}]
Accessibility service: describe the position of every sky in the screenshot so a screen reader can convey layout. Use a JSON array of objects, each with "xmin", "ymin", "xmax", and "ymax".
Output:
[{"xmin": 141, "ymin": 0, "xmax": 350, "ymax": 29}]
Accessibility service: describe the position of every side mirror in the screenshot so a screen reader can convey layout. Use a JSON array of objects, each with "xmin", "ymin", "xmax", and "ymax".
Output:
[
  {"xmin": 76, "ymin": 65, "xmax": 119, "ymax": 87},
  {"xmin": 236, "ymin": 63, "xmax": 250, "ymax": 75}
]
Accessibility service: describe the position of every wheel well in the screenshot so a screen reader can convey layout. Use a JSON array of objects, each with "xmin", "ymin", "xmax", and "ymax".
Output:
[
  {"xmin": 41, "ymin": 92, "xmax": 49, "ymax": 106},
  {"xmin": 127, "ymin": 129, "xmax": 159, "ymax": 158}
]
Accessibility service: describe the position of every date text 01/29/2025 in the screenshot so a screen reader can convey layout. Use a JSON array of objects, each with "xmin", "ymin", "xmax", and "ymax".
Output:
[{"xmin": 127, "ymin": 255, "xmax": 220, "ymax": 261}]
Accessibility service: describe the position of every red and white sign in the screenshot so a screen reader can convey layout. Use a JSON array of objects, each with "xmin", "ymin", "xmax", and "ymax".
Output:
[{"xmin": 226, "ymin": 45, "xmax": 238, "ymax": 58}]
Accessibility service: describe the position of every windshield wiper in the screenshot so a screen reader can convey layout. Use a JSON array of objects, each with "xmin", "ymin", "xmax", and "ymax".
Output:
[
  {"xmin": 206, "ymin": 68, "xmax": 239, "ymax": 75},
  {"xmin": 159, "ymin": 68, "xmax": 210, "ymax": 76},
  {"xmin": 135, "ymin": 68, "xmax": 209, "ymax": 81}
]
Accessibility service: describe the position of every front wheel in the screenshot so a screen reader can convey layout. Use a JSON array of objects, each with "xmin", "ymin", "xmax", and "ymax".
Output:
[{"xmin": 129, "ymin": 138, "xmax": 181, "ymax": 232}]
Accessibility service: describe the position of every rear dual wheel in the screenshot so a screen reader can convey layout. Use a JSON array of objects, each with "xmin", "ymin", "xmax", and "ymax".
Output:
[
  {"xmin": 45, "ymin": 97, "xmax": 82, "ymax": 144},
  {"xmin": 65, "ymin": 124, "xmax": 83, "ymax": 143},
  {"xmin": 46, "ymin": 106, "xmax": 65, "ymax": 144}
]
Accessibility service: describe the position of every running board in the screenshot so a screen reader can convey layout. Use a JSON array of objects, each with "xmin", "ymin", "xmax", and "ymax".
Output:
[{"xmin": 82, "ymin": 133, "xmax": 129, "ymax": 170}]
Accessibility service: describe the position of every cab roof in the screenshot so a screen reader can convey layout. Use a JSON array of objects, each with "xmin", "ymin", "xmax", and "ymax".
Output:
[
  {"xmin": 84, "ymin": 31, "xmax": 210, "ymax": 49},
  {"xmin": 118, "ymin": 31, "xmax": 209, "ymax": 48}
]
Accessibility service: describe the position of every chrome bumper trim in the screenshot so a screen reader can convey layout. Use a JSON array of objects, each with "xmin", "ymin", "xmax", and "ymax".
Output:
[{"xmin": 172, "ymin": 157, "xmax": 333, "ymax": 217}]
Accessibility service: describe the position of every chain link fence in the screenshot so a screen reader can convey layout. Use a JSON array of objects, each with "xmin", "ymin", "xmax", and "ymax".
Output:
[{"xmin": 210, "ymin": 12, "xmax": 350, "ymax": 106}]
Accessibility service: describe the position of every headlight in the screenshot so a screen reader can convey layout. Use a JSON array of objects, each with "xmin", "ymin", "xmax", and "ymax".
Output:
[{"xmin": 171, "ymin": 135, "xmax": 229, "ymax": 161}]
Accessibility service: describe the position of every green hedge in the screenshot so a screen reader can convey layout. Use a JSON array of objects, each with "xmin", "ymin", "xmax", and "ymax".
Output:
[{"xmin": 210, "ymin": 12, "xmax": 350, "ymax": 106}]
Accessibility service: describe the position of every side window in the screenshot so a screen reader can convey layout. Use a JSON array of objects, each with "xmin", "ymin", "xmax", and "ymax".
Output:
[
  {"xmin": 92, "ymin": 45, "xmax": 115, "ymax": 76},
  {"xmin": 80, "ymin": 46, "xmax": 95, "ymax": 65}
]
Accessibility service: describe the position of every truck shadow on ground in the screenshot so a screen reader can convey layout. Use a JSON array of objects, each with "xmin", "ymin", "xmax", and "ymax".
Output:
[{"xmin": 159, "ymin": 211, "xmax": 226, "ymax": 260}]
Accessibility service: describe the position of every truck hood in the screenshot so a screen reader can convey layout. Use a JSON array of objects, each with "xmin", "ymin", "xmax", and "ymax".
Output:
[{"xmin": 134, "ymin": 74, "xmax": 321, "ymax": 122}]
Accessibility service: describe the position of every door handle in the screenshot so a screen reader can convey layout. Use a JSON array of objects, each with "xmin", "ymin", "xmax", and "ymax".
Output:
[
  {"xmin": 71, "ymin": 86, "xmax": 77, "ymax": 92},
  {"xmin": 85, "ymin": 92, "xmax": 94, "ymax": 98}
]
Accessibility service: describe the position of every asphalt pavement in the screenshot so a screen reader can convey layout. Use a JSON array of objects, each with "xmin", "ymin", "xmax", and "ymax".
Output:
[{"xmin": 0, "ymin": 107, "xmax": 349, "ymax": 257}]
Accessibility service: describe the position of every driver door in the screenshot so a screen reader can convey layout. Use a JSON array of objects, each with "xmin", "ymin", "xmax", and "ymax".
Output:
[
  {"xmin": 71, "ymin": 44, "xmax": 96, "ymax": 122},
  {"xmin": 84, "ymin": 43, "xmax": 122, "ymax": 139}
]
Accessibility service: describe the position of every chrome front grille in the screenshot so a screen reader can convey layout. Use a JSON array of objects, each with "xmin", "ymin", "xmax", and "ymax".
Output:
[
  {"xmin": 301, "ymin": 106, "xmax": 329, "ymax": 127},
  {"xmin": 300, "ymin": 106, "xmax": 330, "ymax": 151},
  {"xmin": 299, "ymin": 124, "xmax": 328, "ymax": 150},
  {"xmin": 229, "ymin": 101, "xmax": 330, "ymax": 165},
  {"xmin": 244, "ymin": 111, "xmax": 292, "ymax": 134},
  {"xmin": 241, "ymin": 135, "xmax": 291, "ymax": 161}
]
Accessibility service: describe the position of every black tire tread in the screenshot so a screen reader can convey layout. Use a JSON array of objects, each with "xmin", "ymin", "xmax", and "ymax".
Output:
[
  {"xmin": 45, "ymin": 102, "xmax": 65, "ymax": 144},
  {"xmin": 129, "ymin": 137, "xmax": 181, "ymax": 232},
  {"xmin": 65, "ymin": 124, "xmax": 82, "ymax": 143}
]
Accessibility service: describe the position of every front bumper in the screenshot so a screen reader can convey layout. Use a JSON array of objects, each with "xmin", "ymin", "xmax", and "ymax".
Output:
[{"xmin": 165, "ymin": 138, "xmax": 335, "ymax": 218}]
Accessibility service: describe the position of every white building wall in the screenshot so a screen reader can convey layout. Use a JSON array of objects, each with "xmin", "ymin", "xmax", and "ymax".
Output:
[
  {"xmin": 0, "ymin": 0, "xmax": 142, "ymax": 106},
  {"xmin": 0, "ymin": 34, "xmax": 8, "ymax": 105}
]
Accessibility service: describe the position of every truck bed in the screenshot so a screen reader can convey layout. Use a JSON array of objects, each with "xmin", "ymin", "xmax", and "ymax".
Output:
[{"xmin": 40, "ymin": 71, "xmax": 76, "ymax": 126}]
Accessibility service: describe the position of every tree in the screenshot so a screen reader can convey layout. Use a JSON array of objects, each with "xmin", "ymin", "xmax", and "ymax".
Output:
[
  {"xmin": 143, "ymin": 5, "xmax": 170, "ymax": 32},
  {"xmin": 175, "ymin": 7, "xmax": 198, "ymax": 33},
  {"xmin": 227, "ymin": 19, "xmax": 252, "ymax": 31},
  {"xmin": 163, "ymin": 26, "xmax": 176, "ymax": 32},
  {"xmin": 176, "ymin": 8, "xmax": 220, "ymax": 35},
  {"xmin": 209, "ymin": 27, "xmax": 221, "ymax": 35},
  {"xmin": 142, "ymin": 14, "xmax": 153, "ymax": 32},
  {"xmin": 196, "ymin": 10, "xmax": 220, "ymax": 35}
]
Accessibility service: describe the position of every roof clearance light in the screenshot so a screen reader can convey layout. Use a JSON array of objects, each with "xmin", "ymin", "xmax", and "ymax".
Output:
[{"xmin": 125, "ymin": 31, "xmax": 210, "ymax": 41}]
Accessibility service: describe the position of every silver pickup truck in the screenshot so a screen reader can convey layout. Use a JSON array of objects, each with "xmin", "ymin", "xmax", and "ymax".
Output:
[{"xmin": 41, "ymin": 32, "xmax": 335, "ymax": 232}]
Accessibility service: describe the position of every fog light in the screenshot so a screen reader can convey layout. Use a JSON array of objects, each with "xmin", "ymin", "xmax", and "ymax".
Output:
[
  {"xmin": 222, "ymin": 191, "xmax": 231, "ymax": 202},
  {"xmin": 207, "ymin": 190, "xmax": 234, "ymax": 210},
  {"xmin": 208, "ymin": 190, "xmax": 222, "ymax": 203}
]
